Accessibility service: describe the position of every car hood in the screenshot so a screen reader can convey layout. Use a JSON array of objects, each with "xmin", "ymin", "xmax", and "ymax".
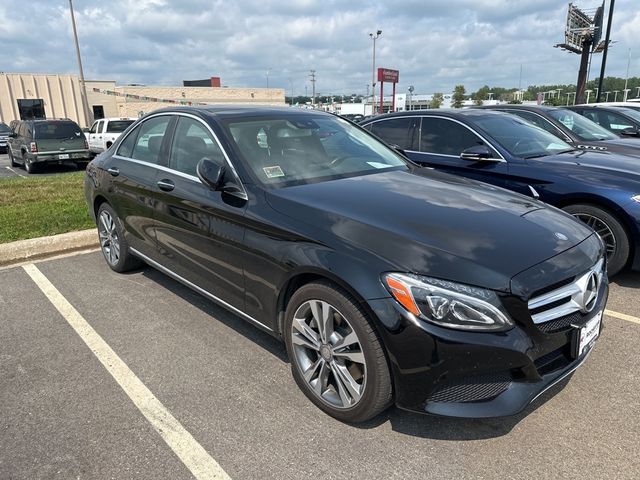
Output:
[
  {"xmin": 591, "ymin": 138, "xmax": 640, "ymax": 157},
  {"xmin": 546, "ymin": 149, "xmax": 640, "ymax": 176},
  {"xmin": 266, "ymin": 169, "xmax": 593, "ymax": 292}
]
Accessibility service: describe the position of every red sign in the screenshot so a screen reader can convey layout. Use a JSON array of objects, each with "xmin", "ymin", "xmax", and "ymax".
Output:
[{"xmin": 377, "ymin": 68, "xmax": 399, "ymax": 83}]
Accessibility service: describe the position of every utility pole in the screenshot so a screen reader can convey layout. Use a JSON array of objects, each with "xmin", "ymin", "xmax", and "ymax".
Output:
[
  {"xmin": 596, "ymin": 0, "xmax": 615, "ymax": 103},
  {"xmin": 369, "ymin": 30, "xmax": 382, "ymax": 113},
  {"xmin": 69, "ymin": 0, "xmax": 91, "ymax": 127},
  {"xmin": 624, "ymin": 48, "xmax": 631, "ymax": 101},
  {"xmin": 309, "ymin": 70, "xmax": 316, "ymax": 107}
]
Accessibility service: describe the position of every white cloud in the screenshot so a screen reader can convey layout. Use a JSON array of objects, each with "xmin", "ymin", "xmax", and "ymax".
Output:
[{"xmin": 0, "ymin": 0, "xmax": 637, "ymax": 95}]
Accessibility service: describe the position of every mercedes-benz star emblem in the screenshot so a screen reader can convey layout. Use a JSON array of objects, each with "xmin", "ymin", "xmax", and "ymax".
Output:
[{"xmin": 581, "ymin": 272, "xmax": 599, "ymax": 313}]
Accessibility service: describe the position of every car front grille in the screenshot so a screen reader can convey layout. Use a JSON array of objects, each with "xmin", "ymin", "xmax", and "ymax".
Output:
[
  {"xmin": 527, "ymin": 258, "xmax": 605, "ymax": 332},
  {"xmin": 426, "ymin": 373, "xmax": 512, "ymax": 403}
]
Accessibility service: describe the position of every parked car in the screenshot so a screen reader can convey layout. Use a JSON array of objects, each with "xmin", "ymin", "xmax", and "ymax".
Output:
[
  {"xmin": 7, "ymin": 118, "xmax": 93, "ymax": 173},
  {"xmin": 575, "ymin": 101, "xmax": 640, "ymax": 113},
  {"xmin": 361, "ymin": 109, "xmax": 640, "ymax": 276},
  {"xmin": 567, "ymin": 105, "xmax": 640, "ymax": 138},
  {"xmin": 477, "ymin": 105, "xmax": 640, "ymax": 157},
  {"xmin": 85, "ymin": 106, "xmax": 607, "ymax": 422},
  {"xmin": 0, "ymin": 122, "xmax": 10, "ymax": 153},
  {"xmin": 87, "ymin": 117, "xmax": 136, "ymax": 153}
]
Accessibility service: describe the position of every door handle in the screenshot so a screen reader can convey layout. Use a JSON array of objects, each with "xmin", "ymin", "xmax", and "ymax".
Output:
[
  {"xmin": 157, "ymin": 179, "xmax": 175, "ymax": 191},
  {"xmin": 107, "ymin": 167, "xmax": 120, "ymax": 176}
]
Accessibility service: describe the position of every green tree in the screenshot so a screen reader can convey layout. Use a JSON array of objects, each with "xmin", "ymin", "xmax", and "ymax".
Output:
[
  {"xmin": 452, "ymin": 85, "xmax": 466, "ymax": 108},
  {"xmin": 473, "ymin": 85, "xmax": 490, "ymax": 105},
  {"xmin": 429, "ymin": 92, "xmax": 444, "ymax": 109}
]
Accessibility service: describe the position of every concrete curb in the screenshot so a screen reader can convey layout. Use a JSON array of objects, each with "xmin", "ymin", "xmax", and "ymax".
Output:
[{"xmin": 0, "ymin": 229, "xmax": 99, "ymax": 267}]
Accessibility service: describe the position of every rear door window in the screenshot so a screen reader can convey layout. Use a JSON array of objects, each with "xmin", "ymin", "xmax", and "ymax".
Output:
[
  {"xmin": 369, "ymin": 117, "xmax": 418, "ymax": 150},
  {"xmin": 420, "ymin": 117, "xmax": 485, "ymax": 156},
  {"xmin": 130, "ymin": 116, "xmax": 171, "ymax": 165}
]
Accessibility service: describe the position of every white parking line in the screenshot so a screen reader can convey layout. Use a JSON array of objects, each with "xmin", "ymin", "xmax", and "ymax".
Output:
[
  {"xmin": 5, "ymin": 166, "xmax": 25, "ymax": 177},
  {"xmin": 22, "ymin": 263, "xmax": 231, "ymax": 480},
  {"xmin": 605, "ymin": 309, "xmax": 640, "ymax": 326}
]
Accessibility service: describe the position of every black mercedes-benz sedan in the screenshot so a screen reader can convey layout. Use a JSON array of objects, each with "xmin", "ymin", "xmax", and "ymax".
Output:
[{"xmin": 85, "ymin": 106, "xmax": 608, "ymax": 422}]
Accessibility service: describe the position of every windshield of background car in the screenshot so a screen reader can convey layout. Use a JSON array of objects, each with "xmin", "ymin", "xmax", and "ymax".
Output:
[
  {"xmin": 106, "ymin": 120, "xmax": 134, "ymax": 133},
  {"xmin": 471, "ymin": 115, "xmax": 572, "ymax": 158},
  {"xmin": 224, "ymin": 115, "xmax": 408, "ymax": 186},
  {"xmin": 548, "ymin": 109, "xmax": 618, "ymax": 141},
  {"xmin": 0, "ymin": 123, "xmax": 10, "ymax": 133},
  {"xmin": 34, "ymin": 121, "xmax": 83, "ymax": 140},
  {"xmin": 616, "ymin": 107, "xmax": 640, "ymax": 123}
]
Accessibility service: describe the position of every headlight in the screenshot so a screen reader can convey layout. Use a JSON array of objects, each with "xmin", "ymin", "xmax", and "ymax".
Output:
[
  {"xmin": 383, "ymin": 273, "xmax": 514, "ymax": 331},
  {"xmin": 632, "ymin": 195, "xmax": 640, "ymax": 203}
]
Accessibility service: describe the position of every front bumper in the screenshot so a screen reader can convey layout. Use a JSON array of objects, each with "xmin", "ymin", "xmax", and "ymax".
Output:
[{"xmin": 367, "ymin": 234, "xmax": 608, "ymax": 418}]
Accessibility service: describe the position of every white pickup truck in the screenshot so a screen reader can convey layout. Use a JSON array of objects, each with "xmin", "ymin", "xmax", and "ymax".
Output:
[{"xmin": 86, "ymin": 118, "xmax": 136, "ymax": 153}]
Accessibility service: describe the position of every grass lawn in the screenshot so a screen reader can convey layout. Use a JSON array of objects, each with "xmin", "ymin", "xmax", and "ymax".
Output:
[{"xmin": 0, "ymin": 172, "xmax": 94, "ymax": 243}]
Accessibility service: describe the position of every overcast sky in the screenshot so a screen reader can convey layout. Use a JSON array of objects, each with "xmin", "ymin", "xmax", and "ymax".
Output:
[{"xmin": 1, "ymin": 0, "xmax": 638, "ymax": 96}]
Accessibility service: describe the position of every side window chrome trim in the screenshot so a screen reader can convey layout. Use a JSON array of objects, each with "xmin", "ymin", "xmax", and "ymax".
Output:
[
  {"xmin": 112, "ymin": 155, "xmax": 202, "ymax": 183},
  {"xmin": 116, "ymin": 111, "xmax": 248, "ymax": 200}
]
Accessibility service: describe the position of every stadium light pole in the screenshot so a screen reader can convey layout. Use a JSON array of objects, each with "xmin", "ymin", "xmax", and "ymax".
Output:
[
  {"xmin": 369, "ymin": 30, "xmax": 382, "ymax": 114},
  {"xmin": 69, "ymin": 0, "xmax": 91, "ymax": 127}
]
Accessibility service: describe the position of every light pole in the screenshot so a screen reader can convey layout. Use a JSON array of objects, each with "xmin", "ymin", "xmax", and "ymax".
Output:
[
  {"xmin": 605, "ymin": 91, "xmax": 611, "ymax": 102},
  {"xmin": 369, "ymin": 30, "xmax": 382, "ymax": 114},
  {"xmin": 266, "ymin": 68, "xmax": 271, "ymax": 89},
  {"xmin": 68, "ymin": 0, "xmax": 91, "ymax": 127},
  {"xmin": 407, "ymin": 85, "xmax": 414, "ymax": 111},
  {"xmin": 566, "ymin": 92, "xmax": 571, "ymax": 106},
  {"xmin": 585, "ymin": 89, "xmax": 593, "ymax": 103},
  {"xmin": 636, "ymin": 86, "xmax": 640, "ymax": 98},
  {"xmin": 613, "ymin": 90, "xmax": 620, "ymax": 101}
]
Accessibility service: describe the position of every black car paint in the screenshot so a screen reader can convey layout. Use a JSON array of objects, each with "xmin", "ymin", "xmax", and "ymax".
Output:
[{"xmin": 85, "ymin": 106, "xmax": 606, "ymax": 417}]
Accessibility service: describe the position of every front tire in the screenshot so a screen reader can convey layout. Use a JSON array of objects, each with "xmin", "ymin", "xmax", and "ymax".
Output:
[
  {"xmin": 97, "ymin": 203, "xmax": 142, "ymax": 272},
  {"xmin": 284, "ymin": 281, "xmax": 392, "ymax": 422},
  {"xmin": 563, "ymin": 203, "xmax": 630, "ymax": 276}
]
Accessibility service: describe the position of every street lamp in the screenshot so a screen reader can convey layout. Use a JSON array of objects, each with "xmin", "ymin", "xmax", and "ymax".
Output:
[
  {"xmin": 604, "ymin": 91, "xmax": 611, "ymax": 102},
  {"xmin": 369, "ymin": 29, "xmax": 382, "ymax": 114},
  {"xmin": 585, "ymin": 89, "xmax": 593, "ymax": 103},
  {"xmin": 407, "ymin": 85, "xmax": 414, "ymax": 111},
  {"xmin": 266, "ymin": 68, "xmax": 271, "ymax": 89},
  {"xmin": 68, "ymin": 0, "xmax": 91, "ymax": 126},
  {"xmin": 613, "ymin": 90, "xmax": 620, "ymax": 102}
]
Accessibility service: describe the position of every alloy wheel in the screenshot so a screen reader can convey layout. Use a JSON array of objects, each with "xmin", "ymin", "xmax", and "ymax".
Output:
[
  {"xmin": 98, "ymin": 210, "xmax": 121, "ymax": 266},
  {"xmin": 572, "ymin": 212, "xmax": 616, "ymax": 259},
  {"xmin": 290, "ymin": 299, "xmax": 367, "ymax": 409}
]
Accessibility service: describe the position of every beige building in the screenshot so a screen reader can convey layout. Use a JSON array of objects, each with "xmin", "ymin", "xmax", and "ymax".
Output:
[{"xmin": 1, "ymin": 73, "xmax": 286, "ymax": 127}]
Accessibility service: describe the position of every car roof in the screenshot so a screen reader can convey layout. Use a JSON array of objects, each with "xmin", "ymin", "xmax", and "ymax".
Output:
[
  {"xmin": 477, "ymin": 104, "xmax": 564, "ymax": 113},
  {"xmin": 360, "ymin": 108, "xmax": 506, "ymax": 122},
  {"xmin": 146, "ymin": 105, "xmax": 331, "ymax": 120}
]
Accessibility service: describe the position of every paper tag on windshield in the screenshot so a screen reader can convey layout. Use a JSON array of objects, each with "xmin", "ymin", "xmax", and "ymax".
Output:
[{"xmin": 263, "ymin": 166, "xmax": 285, "ymax": 178}]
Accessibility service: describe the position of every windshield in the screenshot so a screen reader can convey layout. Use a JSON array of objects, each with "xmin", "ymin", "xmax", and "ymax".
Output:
[
  {"xmin": 224, "ymin": 114, "xmax": 408, "ymax": 186},
  {"xmin": 548, "ymin": 109, "xmax": 618, "ymax": 141},
  {"xmin": 471, "ymin": 115, "xmax": 572, "ymax": 158},
  {"xmin": 34, "ymin": 121, "xmax": 83, "ymax": 140},
  {"xmin": 106, "ymin": 120, "xmax": 134, "ymax": 133},
  {"xmin": 0, "ymin": 123, "xmax": 10, "ymax": 133},
  {"xmin": 616, "ymin": 107, "xmax": 640, "ymax": 123}
]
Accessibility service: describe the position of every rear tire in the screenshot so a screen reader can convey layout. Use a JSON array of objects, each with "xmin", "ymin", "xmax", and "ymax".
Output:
[
  {"xmin": 8, "ymin": 148, "xmax": 17, "ymax": 167},
  {"xmin": 23, "ymin": 153, "xmax": 37, "ymax": 174},
  {"xmin": 562, "ymin": 203, "xmax": 630, "ymax": 276},
  {"xmin": 284, "ymin": 280, "xmax": 392, "ymax": 422},
  {"xmin": 97, "ymin": 203, "xmax": 142, "ymax": 273}
]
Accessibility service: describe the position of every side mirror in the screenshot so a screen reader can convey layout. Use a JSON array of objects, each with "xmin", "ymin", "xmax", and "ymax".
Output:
[
  {"xmin": 460, "ymin": 145, "xmax": 494, "ymax": 161},
  {"xmin": 8, "ymin": 132, "xmax": 17, "ymax": 138},
  {"xmin": 620, "ymin": 126, "xmax": 640, "ymax": 137},
  {"xmin": 197, "ymin": 158, "xmax": 224, "ymax": 190}
]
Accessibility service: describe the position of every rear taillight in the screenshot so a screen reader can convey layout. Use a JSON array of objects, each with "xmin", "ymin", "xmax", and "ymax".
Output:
[
  {"xmin": 30, "ymin": 142, "xmax": 37, "ymax": 153},
  {"xmin": 84, "ymin": 139, "xmax": 89, "ymax": 149}
]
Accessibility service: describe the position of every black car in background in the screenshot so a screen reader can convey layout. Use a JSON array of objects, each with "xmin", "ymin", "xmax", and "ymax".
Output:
[
  {"xmin": 0, "ymin": 122, "xmax": 10, "ymax": 153},
  {"xmin": 361, "ymin": 109, "xmax": 640, "ymax": 276},
  {"xmin": 7, "ymin": 118, "xmax": 93, "ymax": 173},
  {"xmin": 477, "ymin": 105, "xmax": 640, "ymax": 157},
  {"xmin": 567, "ymin": 105, "xmax": 640, "ymax": 138},
  {"xmin": 85, "ymin": 106, "xmax": 607, "ymax": 422}
]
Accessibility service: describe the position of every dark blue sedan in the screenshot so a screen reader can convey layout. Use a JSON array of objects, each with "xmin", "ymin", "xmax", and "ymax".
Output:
[{"xmin": 361, "ymin": 109, "xmax": 640, "ymax": 275}]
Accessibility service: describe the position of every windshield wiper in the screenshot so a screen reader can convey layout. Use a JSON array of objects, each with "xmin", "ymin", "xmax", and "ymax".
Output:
[{"xmin": 523, "ymin": 153, "xmax": 550, "ymax": 159}]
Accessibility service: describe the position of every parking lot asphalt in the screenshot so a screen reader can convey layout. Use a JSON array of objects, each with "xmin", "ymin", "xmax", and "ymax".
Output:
[
  {"xmin": 1, "ymin": 251, "xmax": 639, "ymax": 479},
  {"xmin": 0, "ymin": 153, "xmax": 79, "ymax": 178}
]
